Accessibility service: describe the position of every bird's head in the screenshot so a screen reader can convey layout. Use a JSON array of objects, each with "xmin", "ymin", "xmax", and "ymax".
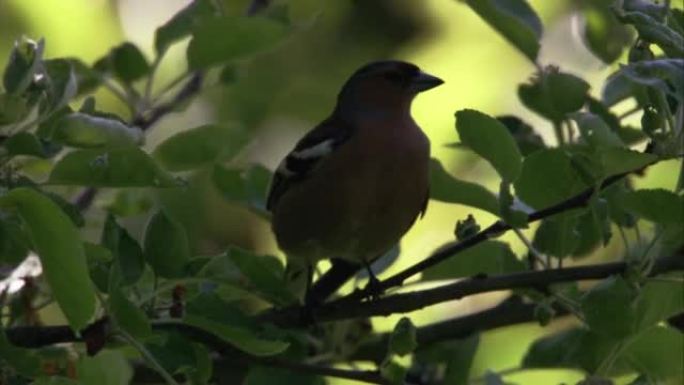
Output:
[{"xmin": 336, "ymin": 60, "xmax": 443, "ymax": 118}]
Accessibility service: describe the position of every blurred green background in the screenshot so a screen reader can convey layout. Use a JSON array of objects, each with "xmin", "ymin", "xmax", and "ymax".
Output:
[{"xmin": 0, "ymin": 0, "xmax": 678, "ymax": 384}]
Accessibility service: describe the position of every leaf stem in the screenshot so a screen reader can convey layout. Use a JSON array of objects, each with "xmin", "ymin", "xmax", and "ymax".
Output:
[{"xmin": 117, "ymin": 329, "xmax": 181, "ymax": 385}]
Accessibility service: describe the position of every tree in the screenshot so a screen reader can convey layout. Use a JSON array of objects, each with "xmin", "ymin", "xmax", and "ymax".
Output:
[{"xmin": 0, "ymin": 0, "xmax": 682, "ymax": 384}]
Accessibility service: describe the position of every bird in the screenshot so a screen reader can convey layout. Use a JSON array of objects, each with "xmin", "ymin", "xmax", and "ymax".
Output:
[{"xmin": 266, "ymin": 60, "xmax": 443, "ymax": 304}]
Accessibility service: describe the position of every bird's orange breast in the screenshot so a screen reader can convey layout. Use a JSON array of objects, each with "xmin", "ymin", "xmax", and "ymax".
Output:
[{"xmin": 272, "ymin": 117, "xmax": 430, "ymax": 264}]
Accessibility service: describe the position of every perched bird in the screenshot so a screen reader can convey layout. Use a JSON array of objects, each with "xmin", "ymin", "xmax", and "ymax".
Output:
[{"xmin": 267, "ymin": 60, "xmax": 443, "ymax": 303}]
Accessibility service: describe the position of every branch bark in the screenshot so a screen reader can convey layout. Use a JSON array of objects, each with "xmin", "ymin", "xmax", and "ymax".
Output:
[{"xmin": 266, "ymin": 254, "xmax": 684, "ymax": 325}]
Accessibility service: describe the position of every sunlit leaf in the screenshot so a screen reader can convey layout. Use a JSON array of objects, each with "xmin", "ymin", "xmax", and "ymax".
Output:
[
  {"xmin": 52, "ymin": 112, "xmax": 143, "ymax": 148},
  {"xmin": 619, "ymin": 189, "xmax": 684, "ymax": 224},
  {"xmin": 455, "ymin": 109, "xmax": 522, "ymax": 182},
  {"xmin": 143, "ymin": 210, "xmax": 190, "ymax": 278},
  {"xmin": 153, "ymin": 124, "xmax": 249, "ymax": 171},
  {"xmin": 464, "ymin": 0, "xmax": 542, "ymax": 61},
  {"xmin": 0, "ymin": 188, "xmax": 96, "ymax": 330},
  {"xmin": 187, "ymin": 17, "xmax": 288, "ymax": 69},
  {"xmin": 49, "ymin": 147, "xmax": 178, "ymax": 187},
  {"xmin": 429, "ymin": 158, "xmax": 499, "ymax": 215}
]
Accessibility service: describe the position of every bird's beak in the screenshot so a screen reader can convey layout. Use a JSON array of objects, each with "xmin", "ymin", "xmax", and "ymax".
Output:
[{"xmin": 410, "ymin": 71, "xmax": 444, "ymax": 92}]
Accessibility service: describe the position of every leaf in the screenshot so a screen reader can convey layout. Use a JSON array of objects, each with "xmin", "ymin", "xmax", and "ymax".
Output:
[
  {"xmin": 0, "ymin": 330, "xmax": 40, "ymax": 377},
  {"xmin": 187, "ymin": 17, "xmax": 288, "ymax": 69},
  {"xmin": 581, "ymin": 276, "xmax": 638, "ymax": 338},
  {"xmin": 212, "ymin": 164, "xmax": 272, "ymax": 214},
  {"xmin": 582, "ymin": 4, "xmax": 633, "ymax": 64},
  {"xmin": 3, "ymin": 37, "xmax": 44, "ymax": 95},
  {"xmin": 572, "ymin": 112, "xmax": 623, "ymax": 148},
  {"xmin": 0, "ymin": 188, "xmax": 96, "ymax": 330},
  {"xmin": 184, "ymin": 293, "xmax": 290, "ymax": 357},
  {"xmin": 619, "ymin": 59, "xmax": 684, "ymax": 103},
  {"xmin": 599, "ymin": 148, "xmax": 656, "ymax": 177},
  {"xmin": 155, "ymin": 0, "xmax": 219, "ymax": 55},
  {"xmin": 153, "ymin": 124, "xmax": 249, "ymax": 171},
  {"xmin": 429, "ymin": 158, "xmax": 499, "ymax": 215},
  {"xmin": 619, "ymin": 189, "xmax": 684, "ymax": 224},
  {"xmin": 388, "ymin": 317, "xmax": 417, "ymax": 357},
  {"xmin": 422, "ymin": 240, "xmax": 524, "ymax": 281},
  {"xmin": 144, "ymin": 332, "xmax": 198, "ymax": 375},
  {"xmin": 455, "ymin": 109, "xmax": 523, "ymax": 182},
  {"xmin": 51, "ymin": 112, "xmax": 143, "ymax": 148},
  {"xmin": 464, "ymin": 0, "xmax": 542, "ymax": 61},
  {"xmin": 77, "ymin": 349, "xmax": 133, "ymax": 385},
  {"xmin": 496, "ymin": 115, "xmax": 546, "ymax": 156},
  {"xmin": 519, "ymin": 71, "xmax": 591, "ymax": 122},
  {"xmin": 0, "ymin": 217, "xmax": 30, "ymax": 264},
  {"xmin": 618, "ymin": 11, "xmax": 684, "ymax": 58},
  {"xmin": 415, "ymin": 335, "xmax": 480, "ymax": 385},
  {"xmin": 49, "ymin": 147, "xmax": 178, "ymax": 187},
  {"xmin": 4, "ymin": 132, "xmax": 45, "ymax": 158},
  {"xmin": 143, "ymin": 210, "xmax": 190, "ymax": 278},
  {"xmin": 101, "ymin": 214, "xmax": 145, "ymax": 286},
  {"xmin": 246, "ymin": 366, "xmax": 324, "ymax": 385},
  {"xmin": 43, "ymin": 59, "xmax": 78, "ymax": 112},
  {"xmin": 226, "ymin": 247, "xmax": 297, "ymax": 305},
  {"xmin": 622, "ymin": 326, "xmax": 684, "ymax": 380},
  {"xmin": 522, "ymin": 328, "xmax": 614, "ymax": 373},
  {"xmin": 514, "ymin": 149, "xmax": 587, "ymax": 209},
  {"xmin": 109, "ymin": 288, "xmax": 151, "ymax": 339},
  {"xmin": 94, "ymin": 42, "xmax": 150, "ymax": 83},
  {"xmin": 533, "ymin": 213, "xmax": 580, "ymax": 259},
  {"xmin": 84, "ymin": 242, "xmax": 113, "ymax": 293},
  {"xmin": 634, "ymin": 280, "xmax": 684, "ymax": 331}
]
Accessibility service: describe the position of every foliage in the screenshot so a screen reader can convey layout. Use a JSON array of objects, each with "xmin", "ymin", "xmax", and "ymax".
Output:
[{"xmin": 0, "ymin": 1, "xmax": 682, "ymax": 385}]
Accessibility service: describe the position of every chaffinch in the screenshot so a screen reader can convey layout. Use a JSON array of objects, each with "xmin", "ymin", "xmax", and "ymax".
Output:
[{"xmin": 267, "ymin": 60, "xmax": 443, "ymax": 302}]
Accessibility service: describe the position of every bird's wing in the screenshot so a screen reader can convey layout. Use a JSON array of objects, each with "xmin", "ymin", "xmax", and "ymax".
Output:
[{"xmin": 266, "ymin": 117, "xmax": 355, "ymax": 211}]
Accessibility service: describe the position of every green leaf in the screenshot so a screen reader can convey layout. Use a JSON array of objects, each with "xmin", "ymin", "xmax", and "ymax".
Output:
[
  {"xmin": 572, "ymin": 112, "xmax": 623, "ymax": 148},
  {"xmin": 51, "ymin": 112, "xmax": 143, "ymax": 148},
  {"xmin": 429, "ymin": 158, "xmax": 499, "ymax": 215},
  {"xmin": 4, "ymin": 132, "xmax": 45, "ymax": 158},
  {"xmin": 187, "ymin": 17, "xmax": 288, "ymax": 69},
  {"xmin": 634, "ymin": 280, "xmax": 684, "ymax": 331},
  {"xmin": 622, "ymin": 326, "xmax": 684, "ymax": 380},
  {"xmin": 599, "ymin": 148, "xmax": 656, "ymax": 177},
  {"xmin": 618, "ymin": 11, "xmax": 684, "ymax": 58},
  {"xmin": 155, "ymin": 0, "xmax": 219, "ymax": 55},
  {"xmin": 77, "ymin": 349, "xmax": 133, "ymax": 385},
  {"xmin": 581, "ymin": 276, "xmax": 637, "ymax": 338},
  {"xmin": 422, "ymin": 240, "xmax": 524, "ymax": 281},
  {"xmin": 225, "ymin": 247, "xmax": 297, "ymax": 305},
  {"xmin": 0, "ymin": 217, "xmax": 30, "ymax": 264},
  {"xmin": 144, "ymin": 332, "xmax": 198, "ymax": 375},
  {"xmin": 496, "ymin": 115, "xmax": 546, "ymax": 156},
  {"xmin": 519, "ymin": 71, "xmax": 590, "ymax": 122},
  {"xmin": 464, "ymin": 0, "xmax": 542, "ymax": 61},
  {"xmin": 388, "ymin": 317, "xmax": 418, "ymax": 357},
  {"xmin": 212, "ymin": 164, "xmax": 272, "ymax": 214},
  {"xmin": 0, "ymin": 93, "xmax": 29, "ymax": 125},
  {"xmin": 0, "ymin": 188, "xmax": 96, "ymax": 330},
  {"xmin": 105, "ymin": 190, "xmax": 153, "ymax": 217},
  {"xmin": 583, "ymin": 4, "xmax": 633, "ymax": 64},
  {"xmin": 101, "ymin": 214, "xmax": 145, "ymax": 286},
  {"xmin": 49, "ymin": 147, "xmax": 178, "ymax": 187},
  {"xmin": 153, "ymin": 124, "xmax": 249, "ymax": 171},
  {"xmin": 533, "ymin": 213, "xmax": 580, "ymax": 259},
  {"xmin": 246, "ymin": 366, "xmax": 324, "ymax": 385},
  {"xmin": 618, "ymin": 59, "xmax": 684, "ymax": 103},
  {"xmin": 0, "ymin": 330, "xmax": 41, "ymax": 376},
  {"xmin": 415, "ymin": 335, "xmax": 479, "ymax": 385},
  {"xmin": 522, "ymin": 328, "xmax": 614, "ymax": 373},
  {"xmin": 184, "ymin": 296, "xmax": 289, "ymax": 356},
  {"xmin": 514, "ymin": 149, "xmax": 587, "ymax": 209},
  {"xmin": 143, "ymin": 210, "xmax": 190, "ymax": 278},
  {"xmin": 109, "ymin": 288, "xmax": 151, "ymax": 339},
  {"xmin": 84, "ymin": 242, "xmax": 113, "ymax": 293},
  {"xmin": 455, "ymin": 109, "xmax": 522, "ymax": 182},
  {"xmin": 619, "ymin": 189, "xmax": 684, "ymax": 224},
  {"xmin": 43, "ymin": 59, "xmax": 78, "ymax": 112},
  {"xmin": 3, "ymin": 37, "xmax": 44, "ymax": 95},
  {"xmin": 94, "ymin": 43, "xmax": 150, "ymax": 83}
]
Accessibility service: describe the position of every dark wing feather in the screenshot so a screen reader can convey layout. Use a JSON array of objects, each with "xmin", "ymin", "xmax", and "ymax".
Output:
[{"xmin": 266, "ymin": 116, "xmax": 354, "ymax": 211}]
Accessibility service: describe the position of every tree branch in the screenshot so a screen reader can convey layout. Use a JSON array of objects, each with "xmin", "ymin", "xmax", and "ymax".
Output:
[
  {"xmin": 334, "ymin": 170, "xmax": 638, "ymax": 303},
  {"xmin": 265, "ymin": 254, "xmax": 683, "ymax": 325}
]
